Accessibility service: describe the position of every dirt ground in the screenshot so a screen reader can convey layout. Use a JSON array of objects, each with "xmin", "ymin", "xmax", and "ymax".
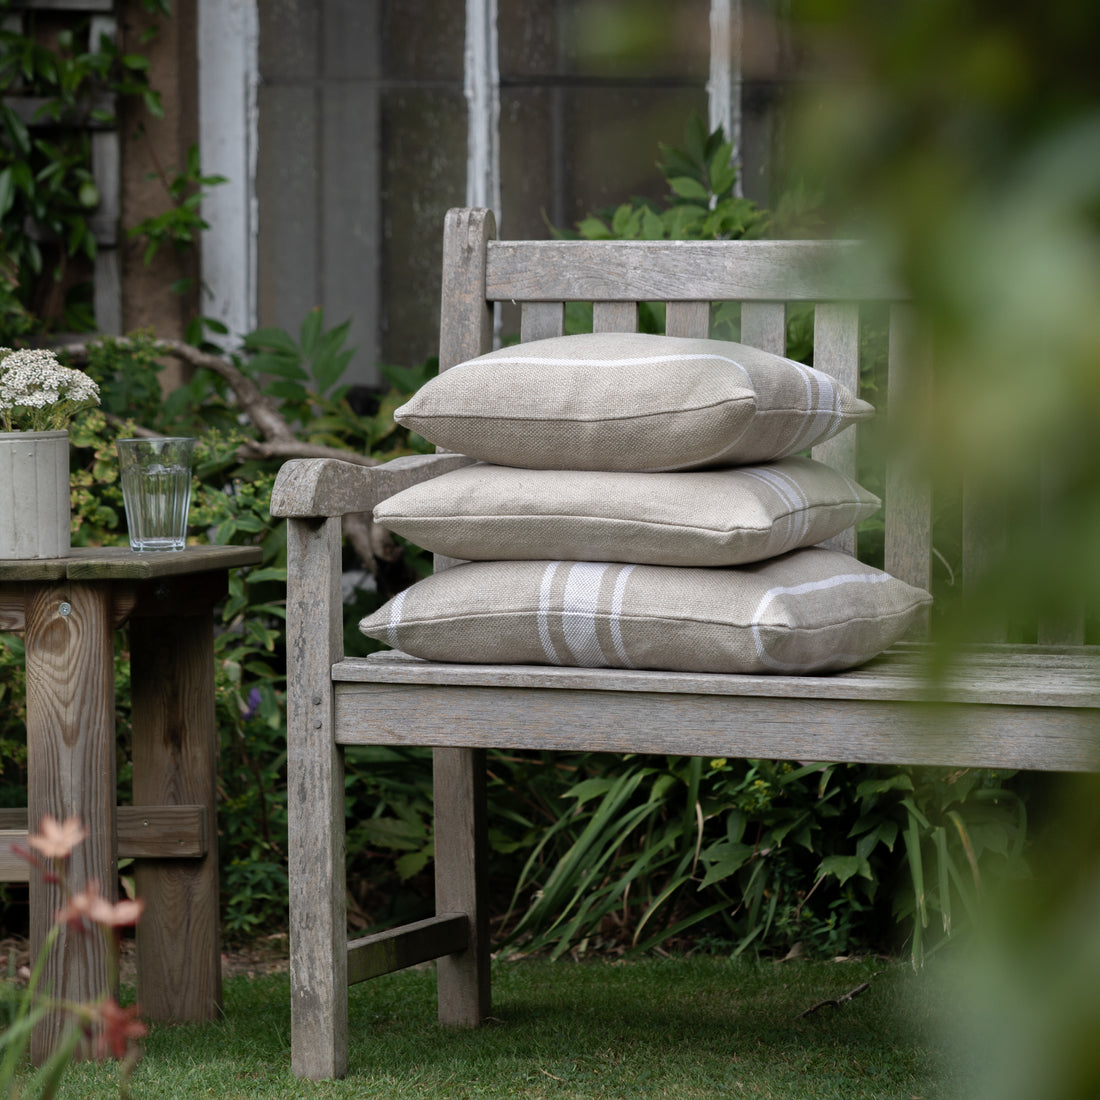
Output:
[{"xmin": 1, "ymin": 932, "xmax": 290, "ymax": 985}]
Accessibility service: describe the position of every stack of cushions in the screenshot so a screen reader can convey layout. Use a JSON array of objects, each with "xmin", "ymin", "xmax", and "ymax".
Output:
[{"xmin": 360, "ymin": 333, "xmax": 932, "ymax": 675}]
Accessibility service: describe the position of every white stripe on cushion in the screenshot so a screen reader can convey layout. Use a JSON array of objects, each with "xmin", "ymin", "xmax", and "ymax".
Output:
[
  {"xmin": 561, "ymin": 562, "xmax": 612, "ymax": 667},
  {"xmin": 538, "ymin": 562, "xmax": 564, "ymax": 664},
  {"xmin": 609, "ymin": 564, "xmax": 637, "ymax": 668},
  {"xmin": 386, "ymin": 589, "xmax": 408, "ymax": 649},
  {"xmin": 751, "ymin": 571, "xmax": 892, "ymax": 672},
  {"xmin": 739, "ymin": 466, "xmax": 811, "ymax": 546}
]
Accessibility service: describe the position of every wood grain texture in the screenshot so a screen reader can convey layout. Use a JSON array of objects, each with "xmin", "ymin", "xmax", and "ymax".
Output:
[
  {"xmin": 433, "ymin": 747, "xmax": 490, "ymax": 1026},
  {"xmin": 0, "ymin": 586, "xmax": 27, "ymax": 630},
  {"xmin": 592, "ymin": 301, "xmax": 638, "ymax": 333},
  {"xmin": 484, "ymin": 239, "xmax": 897, "ymax": 303},
  {"xmin": 0, "ymin": 807, "xmax": 205, "ymax": 882},
  {"xmin": 520, "ymin": 301, "xmax": 564, "ymax": 342},
  {"xmin": 286, "ymin": 516, "xmax": 349, "ymax": 1080},
  {"xmin": 665, "ymin": 300, "xmax": 711, "ymax": 338},
  {"xmin": 0, "ymin": 830, "xmax": 30, "ymax": 881},
  {"xmin": 739, "ymin": 301, "xmax": 786, "ymax": 355},
  {"xmin": 26, "ymin": 580, "xmax": 116, "ymax": 1063},
  {"xmin": 811, "ymin": 302, "xmax": 862, "ymax": 557},
  {"xmin": 335, "ymin": 646, "xmax": 1100, "ymax": 709},
  {"xmin": 334, "ymin": 680, "xmax": 1100, "ymax": 773},
  {"xmin": 884, "ymin": 305, "xmax": 933, "ymax": 619},
  {"xmin": 130, "ymin": 599, "xmax": 222, "ymax": 1023},
  {"xmin": 64, "ymin": 544, "xmax": 261, "ymax": 580},
  {"xmin": 271, "ymin": 453, "xmax": 475, "ymax": 519},
  {"xmin": 347, "ymin": 913, "xmax": 468, "ymax": 985},
  {"xmin": 440, "ymin": 207, "xmax": 496, "ymax": 371}
]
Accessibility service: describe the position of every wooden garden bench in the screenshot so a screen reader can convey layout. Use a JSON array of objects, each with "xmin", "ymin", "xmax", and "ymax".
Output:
[{"xmin": 270, "ymin": 207, "xmax": 1100, "ymax": 1080}]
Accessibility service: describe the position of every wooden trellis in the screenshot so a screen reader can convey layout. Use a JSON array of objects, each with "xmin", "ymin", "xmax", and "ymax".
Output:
[{"xmin": 2, "ymin": 0, "xmax": 121, "ymax": 334}]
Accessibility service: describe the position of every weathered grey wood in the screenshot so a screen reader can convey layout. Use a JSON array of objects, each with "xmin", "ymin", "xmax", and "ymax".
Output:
[
  {"xmin": 286, "ymin": 516, "xmax": 348, "ymax": 1081},
  {"xmin": 884, "ymin": 305, "xmax": 933, "ymax": 614},
  {"xmin": 271, "ymin": 453, "xmax": 474, "ymax": 519},
  {"xmin": 665, "ymin": 300, "xmax": 711, "ymax": 338},
  {"xmin": 26, "ymin": 580, "xmax": 116, "ymax": 1063},
  {"xmin": 520, "ymin": 300, "xmax": 564, "ymax": 342},
  {"xmin": 811, "ymin": 302, "xmax": 862, "ymax": 556},
  {"xmin": 434, "ymin": 747, "xmax": 490, "ymax": 1026},
  {"xmin": 592, "ymin": 301, "xmax": 638, "ymax": 333},
  {"xmin": 7, "ymin": 0, "xmax": 113, "ymax": 9},
  {"xmin": 811, "ymin": 303, "xmax": 861, "ymax": 478},
  {"xmin": 0, "ymin": 830, "xmax": 28, "ymax": 881},
  {"xmin": 0, "ymin": 806, "xmax": 206, "ymax": 882},
  {"xmin": 348, "ymin": 914, "xmax": 468, "ymax": 985},
  {"xmin": 333, "ymin": 680, "xmax": 1100, "ymax": 774},
  {"xmin": 739, "ymin": 301, "xmax": 786, "ymax": 355},
  {"xmin": 334, "ymin": 647, "xmax": 1100, "ymax": 709},
  {"xmin": 130, "ymin": 591, "xmax": 222, "ymax": 1024},
  {"xmin": 484, "ymin": 239, "xmax": 898, "ymax": 303},
  {"xmin": 0, "ymin": 544, "xmax": 260, "ymax": 583},
  {"xmin": 440, "ymin": 207, "xmax": 496, "ymax": 371}
]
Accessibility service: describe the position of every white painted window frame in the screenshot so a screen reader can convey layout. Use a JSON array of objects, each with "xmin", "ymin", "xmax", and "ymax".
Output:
[
  {"xmin": 197, "ymin": 0, "xmax": 259, "ymax": 345},
  {"xmin": 197, "ymin": 0, "xmax": 740, "ymax": 344}
]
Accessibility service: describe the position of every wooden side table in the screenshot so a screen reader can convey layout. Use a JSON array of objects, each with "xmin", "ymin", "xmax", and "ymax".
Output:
[{"xmin": 0, "ymin": 544, "xmax": 262, "ymax": 1061}]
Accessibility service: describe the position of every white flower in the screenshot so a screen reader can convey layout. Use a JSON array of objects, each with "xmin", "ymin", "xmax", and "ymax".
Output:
[{"xmin": 0, "ymin": 347, "xmax": 100, "ymax": 433}]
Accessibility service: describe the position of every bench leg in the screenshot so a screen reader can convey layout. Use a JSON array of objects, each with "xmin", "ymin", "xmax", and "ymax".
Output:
[
  {"xmin": 434, "ymin": 746, "xmax": 490, "ymax": 1026},
  {"xmin": 130, "ymin": 602, "xmax": 222, "ymax": 1022}
]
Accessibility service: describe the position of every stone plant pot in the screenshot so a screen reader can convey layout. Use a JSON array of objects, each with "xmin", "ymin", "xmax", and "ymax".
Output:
[{"xmin": 0, "ymin": 429, "xmax": 71, "ymax": 559}]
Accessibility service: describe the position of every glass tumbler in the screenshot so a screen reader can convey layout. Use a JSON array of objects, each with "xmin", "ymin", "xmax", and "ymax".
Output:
[{"xmin": 116, "ymin": 436, "xmax": 195, "ymax": 551}]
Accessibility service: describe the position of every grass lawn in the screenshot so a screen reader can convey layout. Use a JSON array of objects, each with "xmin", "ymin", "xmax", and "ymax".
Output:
[{"xmin": 19, "ymin": 954, "xmax": 975, "ymax": 1098}]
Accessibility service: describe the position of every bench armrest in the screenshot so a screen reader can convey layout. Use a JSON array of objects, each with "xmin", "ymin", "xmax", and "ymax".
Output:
[{"xmin": 271, "ymin": 453, "xmax": 475, "ymax": 519}]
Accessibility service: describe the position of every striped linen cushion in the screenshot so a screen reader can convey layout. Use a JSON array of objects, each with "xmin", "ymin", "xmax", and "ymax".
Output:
[
  {"xmin": 395, "ymin": 332, "xmax": 874, "ymax": 472},
  {"xmin": 373, "ymin": 457, "xmax": 880, "ymax": 568},
  {"xmin": 359, "ymin": 548, "xmax": 931, "ymax": 674}
]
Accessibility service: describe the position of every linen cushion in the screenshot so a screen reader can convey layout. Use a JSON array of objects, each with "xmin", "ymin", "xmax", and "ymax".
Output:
[
  {"xmin": 359, "ymin": 548, "xmax": 931, "ymax": 674},
  {"xmin": 394, "ymin": 332, "xmax": 874, "ymax": 472},
  {"xmin": 373, "ymin": 457, "xmax": 880, "ymax": 567}
]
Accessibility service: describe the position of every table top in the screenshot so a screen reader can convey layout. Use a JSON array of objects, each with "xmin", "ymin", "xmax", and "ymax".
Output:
[{"xmin": 0, "ymin": 544, "xmax": 264, "ymax": 581}]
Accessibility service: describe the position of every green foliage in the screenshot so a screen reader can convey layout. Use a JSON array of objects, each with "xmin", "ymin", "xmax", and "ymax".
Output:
[
  {"xmin": 127, "ymin": 144, "xmax": 227, "ymax": 272},
  {"xmin": 573, "ymin": 112, "xmax": 770, "ymax": 244},
  {"xmin": 0, "ymin": 307, "xmax": 441, "ymax": 940},
  {"xmin": 559, "ymin": 114, "xmax": 818, "ymax": 350},
  {"xmin": 0, "ymin": 2, "xmax": 168, "ymax": 333},
  {"xmin": 489, "ymin": 753, "xmax": 1027, "ymax": 966}
]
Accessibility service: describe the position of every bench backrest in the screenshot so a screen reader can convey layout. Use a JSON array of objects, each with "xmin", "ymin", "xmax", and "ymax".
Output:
[{"xmin": 437, "ymin": 208, "xmax": 1083, "ymax": 646}]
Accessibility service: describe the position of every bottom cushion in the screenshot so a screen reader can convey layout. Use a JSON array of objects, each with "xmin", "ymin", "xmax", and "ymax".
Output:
[{"xmin": 359, "ymin": 548, "xmax": 932, "ymax": 675}]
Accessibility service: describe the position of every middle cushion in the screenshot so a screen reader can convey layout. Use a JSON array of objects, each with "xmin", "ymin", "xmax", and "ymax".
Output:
[
  {"xmin": 394, "ymin": 331, "xmax": 874, "ymax": 471},
  {"xmin": 374, "ymin": 457, "xmax": 880, "ymax": 567}
]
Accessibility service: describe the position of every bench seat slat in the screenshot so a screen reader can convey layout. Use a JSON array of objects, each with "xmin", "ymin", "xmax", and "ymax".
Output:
[
  {"xmin": 334, "ymin": 648, "xmax": 1100, "ymax": 709},
  {"xmin": 331, "ymin": 678, "xmax": 1099, "ymax": 773}
]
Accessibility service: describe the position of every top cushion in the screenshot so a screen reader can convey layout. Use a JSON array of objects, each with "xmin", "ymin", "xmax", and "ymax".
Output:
[{"xmin": 395, "ymin": 332, "xmax": 874, "ymax": 471}]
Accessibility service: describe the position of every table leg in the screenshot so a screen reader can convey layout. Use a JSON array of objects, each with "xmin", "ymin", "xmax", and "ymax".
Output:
[
  {"xmin": 129, "ymin": 594, "xmax": 223, "ymax": 1022},
  {"xmin": 26, "ymin": 581, "xmax": 117, "ymax": 1064}
]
